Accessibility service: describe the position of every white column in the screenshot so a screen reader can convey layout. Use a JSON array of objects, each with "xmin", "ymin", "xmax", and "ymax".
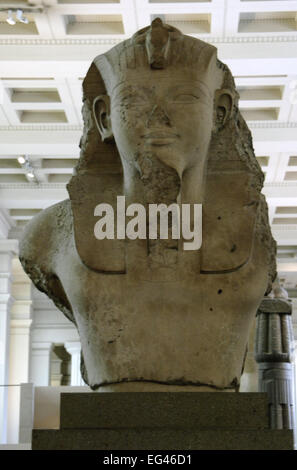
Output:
[
  {"xmin": 9, "ymin": 257, "xmax": 33, "ymax": 383},
  {"xmin": 0, "ymin": 239, "xmax": 18, "ymax": 444},
  {"xmin": 9, "ymin": 317, "xmax": 32, "ymax": 387},
  {"xmin": 65, "ymin": 341, "xmax": 84, "ymax": 386},
  {"xmin": 7, "ymin": 319, "xmax": 32, "ymax": 444},
  {"xmin": 30, "ymin": 342, "xmax": 52, "ymax": 386},
  {"xmin": 6, "ymin": 258, "xmax": 33, "ymax": 443}
]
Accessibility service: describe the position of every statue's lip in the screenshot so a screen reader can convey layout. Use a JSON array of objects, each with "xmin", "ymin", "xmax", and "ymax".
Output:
[{"xmin": 142, "ymin": 131, "xmax": 179, "ymax": 139}]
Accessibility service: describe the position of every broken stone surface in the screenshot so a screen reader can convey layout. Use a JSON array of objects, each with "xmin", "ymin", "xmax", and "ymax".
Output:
[{"xmin": 19, "ymin": 19, "xmax": 276, "ymax": 392}]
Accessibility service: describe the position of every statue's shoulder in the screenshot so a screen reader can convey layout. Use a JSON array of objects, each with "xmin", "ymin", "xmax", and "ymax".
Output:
[
  {"xmin": 19, "ymin": 199, "xmax": 74, "ymax": 322},
  {"xmin": 19, "ymin": 199, "xmax": 72, "ymax": 274}
]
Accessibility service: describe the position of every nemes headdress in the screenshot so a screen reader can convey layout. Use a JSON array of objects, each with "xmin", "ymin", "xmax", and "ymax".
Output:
[
  {"xmin": 70, "ymin": 19, "xmax": 276, "ymax": 291},
  {"xmin": 77, "ymin": 18, "xmax": 223, "ymax": 177},
  {"xmin": 94, "ymin": 18, "xmax": 219, "ymax": 95}
]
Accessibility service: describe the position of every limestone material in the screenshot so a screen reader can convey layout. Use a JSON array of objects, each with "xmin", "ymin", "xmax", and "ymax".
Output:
[{"xmin": 19, "ymin": 19, "xmax": 276, "ymax": 392}]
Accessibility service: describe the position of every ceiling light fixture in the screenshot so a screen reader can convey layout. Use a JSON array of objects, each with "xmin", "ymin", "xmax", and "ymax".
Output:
[
  {"xmin": 17, "ymin": 156, "xmax": 26, "ymax": 165},
  {"xmin": 16, "ymin": 9, "xmax": 29, "ymax": 24},
  {"xmin": 1, "ymin": 6, "xmax": 45, "ymax": 26},
  {"xmin": 6, "ymin": 9, "xmax": 16, "ymax": 25},
  {"xmin": 17, "ymin": 155, "xmax": 38, "ymax": 183}
]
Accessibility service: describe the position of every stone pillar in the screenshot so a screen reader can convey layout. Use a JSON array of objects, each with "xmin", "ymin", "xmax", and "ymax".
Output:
[
  {"xmin": 30, "ymin": 342, "xmax": 52, "ymax": 386},
  {"xmin": 0, "ymin": 239, "xmax": 18, "ymax": 444},
  {"xmin": 6, "ymin": 258, "xmax": 33, "ymax": 443},
  {"xmin": 255, "ymin": 297, "xmax": 295, "ymax": 431},
  {"xmin": 19, "ymin": 383, "xmax": 34, "ymax": 444},
  {"xmin": 65, "ymin": 341, "xmax": 85, "ymax": 386},
  {"xmin": 50, "ymin": 350, "xmax": 63, "ymax": 387},
  {"xmin": 7, "ymin": 319, "xmax": 33, "ymax": 444}
]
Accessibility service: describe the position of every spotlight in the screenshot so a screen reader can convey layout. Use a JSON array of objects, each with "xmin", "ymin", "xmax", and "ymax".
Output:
[
  {"xmin": 6, "ymin": 10, "xmax": 16, "ymax": 25},
  {"xmin": 16, "ymin": 9, "xmax": 29, "ymax": 24},
  {"xmin": 18, "ymin": 156, "xmax": 26, "ymax": 165},
  {"xmin": 27, "ymin": 172, "xmax": 35, "ymax": 178}
]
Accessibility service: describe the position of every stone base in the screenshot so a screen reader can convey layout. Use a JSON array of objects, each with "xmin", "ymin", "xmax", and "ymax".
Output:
[{"xmin": 32, "ymin": 392, "xmax": 294, "ymax": 450}]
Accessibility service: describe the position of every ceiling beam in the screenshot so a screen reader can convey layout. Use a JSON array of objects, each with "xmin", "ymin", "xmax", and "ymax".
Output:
[
  {"xmin": 0, "ymin": 129, "xmax": 80, "ymax": 156},
  {"xmin": 0, "ymin": 39, "xmax": 297, "ymax": 78},
  {"xmin": 0, "ymin": 185, "xmax": 68, "ymax": 209}
]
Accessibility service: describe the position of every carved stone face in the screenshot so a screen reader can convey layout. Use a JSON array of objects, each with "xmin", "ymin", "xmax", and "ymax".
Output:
[
  {"xmin": 110, "ymin": 71, "xmax": 214, "ymax": 178},
  {"xmin": 95, "ymin": 69, "xmax": 223, "ymax": 180}
]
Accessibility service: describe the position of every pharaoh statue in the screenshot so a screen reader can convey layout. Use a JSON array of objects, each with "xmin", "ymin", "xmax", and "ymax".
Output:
[{"xmin": 19, "ymin": 19, "xmax": 276, "ymax": 393}]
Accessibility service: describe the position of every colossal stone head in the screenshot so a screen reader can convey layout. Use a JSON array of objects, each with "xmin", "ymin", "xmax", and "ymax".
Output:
[
  {"xmin": 77, "ymin": 19, "xmax": 238, "ymax": 188},
  {"xmin": 69, "ymin": 18, "xmax": 276, "ymax": 289},
  {"xmin": 92, "ymin": 18, "xmax": 232, "ymax": 185}
]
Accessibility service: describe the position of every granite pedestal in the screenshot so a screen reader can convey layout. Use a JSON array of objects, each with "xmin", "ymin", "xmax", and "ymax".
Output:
[{"xmin": 32, "ymin": 392, "xmax": 294, "ymax": 450}]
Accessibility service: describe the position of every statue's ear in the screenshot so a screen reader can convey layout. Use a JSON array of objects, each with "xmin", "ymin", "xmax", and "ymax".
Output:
[
  {"xmin": 93, "ymin": 95, "xmax": 114, "ymax": 142},
  {"xmin": 214, "ymin": 89, "xmax": 233, "ymax": 132}
]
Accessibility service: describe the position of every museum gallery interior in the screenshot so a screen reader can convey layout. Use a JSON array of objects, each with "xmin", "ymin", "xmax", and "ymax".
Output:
[{"xmin": 0, "ymin": 0, "xmax": 297, "ymax": 451}]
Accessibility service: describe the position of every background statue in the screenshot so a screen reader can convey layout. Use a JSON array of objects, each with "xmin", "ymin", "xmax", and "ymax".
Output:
[
  {"xmin": 255, "ymin": 278, "xmax": 295, "ymax": 432},
  {"xmin": 19, "ymin": 19, "xmax": 276, "ymax": 392}
]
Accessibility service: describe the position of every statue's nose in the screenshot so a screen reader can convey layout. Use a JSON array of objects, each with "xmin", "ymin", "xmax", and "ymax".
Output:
[{"xmin": 146, "ymin": 104, "xmax": 171, "ymax": 127}]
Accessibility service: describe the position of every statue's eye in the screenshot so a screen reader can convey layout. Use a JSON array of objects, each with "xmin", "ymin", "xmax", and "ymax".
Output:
[
  {"xmin": 172, "ymin": 94, "xmax": 199, "ymax": 103},
  {"xmin": 120, "ymin": 94, "xmax": 147, "ymax": 106}
]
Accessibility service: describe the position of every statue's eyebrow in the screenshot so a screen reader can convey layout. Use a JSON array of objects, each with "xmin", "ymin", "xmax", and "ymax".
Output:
[
  {"xmin": 166, "ymin": 82, "xmax": 211, "ymax": 100},
  {"xmin": 112, "ymin": 85, "xmax": 152, "ymax": 100},
  {"xmin": 112, "ymin": 81, "xmax": 211, "ymax": 102}
]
